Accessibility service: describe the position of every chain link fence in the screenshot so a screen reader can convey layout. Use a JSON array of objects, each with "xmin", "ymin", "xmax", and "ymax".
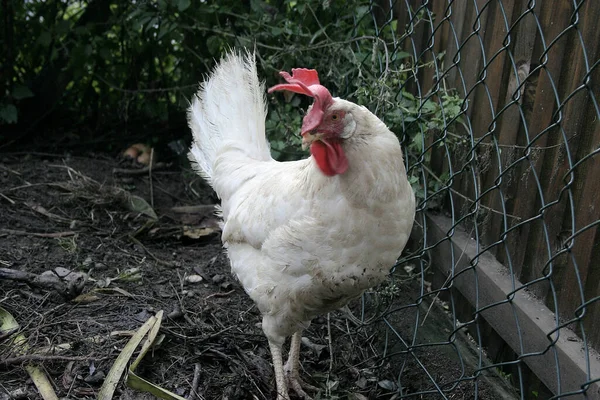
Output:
[
  {"xmin": 2, "ymin": 1, "xmax": 598, "ymax": 398},
  {"xmin": 345, "ymin": 0, "xmax": 600, "ymax": 398}
]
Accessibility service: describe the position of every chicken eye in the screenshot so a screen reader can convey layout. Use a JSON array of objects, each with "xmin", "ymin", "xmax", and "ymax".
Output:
[{"xmin": 331, "ymin": 114, "xmax": 339, "ymax": 120}]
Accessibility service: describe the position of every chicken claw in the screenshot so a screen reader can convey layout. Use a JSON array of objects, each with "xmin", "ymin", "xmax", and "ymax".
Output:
[{"xmin": 284, "ymin": 332, "xmax": 319, "ymax": 399}]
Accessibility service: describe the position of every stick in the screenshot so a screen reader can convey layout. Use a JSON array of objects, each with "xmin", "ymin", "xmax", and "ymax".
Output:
[
  {"xmin": 112, "ymin": 162, "xmax": 168, "ymax": 176},
  {"xmin": 0, "ymin": 229, "xmax": 76, "ymax": 238},
  {"xmin": 1, "ymin": 354, "xmax": 91, "ymax": 366},
  {"xmin": 0, "ymin": 267, "xmax": 84, "ymax": 298},
  {"xmin": 187, "ymin": 363, "xmax": 202, "ymax": 400},
  {"xmin": 0, "ymin": 192, "xmax": 15, "ymax": 204},
  {"xmin": 149, "ymin": 148, "xmax": 155, "ymax": 209}
]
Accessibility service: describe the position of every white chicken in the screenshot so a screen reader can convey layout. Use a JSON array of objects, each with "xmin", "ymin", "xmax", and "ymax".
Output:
[{"xmin": 188, "ymin": 51, "xmax": 415, "ymax": 400}]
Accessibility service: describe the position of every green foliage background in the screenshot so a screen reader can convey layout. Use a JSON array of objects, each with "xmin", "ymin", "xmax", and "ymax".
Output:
[{"xmin": 1, "ymin": 0, "xmax": 462, "ymax": 198}]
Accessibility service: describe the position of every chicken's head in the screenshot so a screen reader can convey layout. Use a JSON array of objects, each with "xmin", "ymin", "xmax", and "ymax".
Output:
[{"xmin": 269, "ymin": 69, "xmax": 356, "ymax": 177}]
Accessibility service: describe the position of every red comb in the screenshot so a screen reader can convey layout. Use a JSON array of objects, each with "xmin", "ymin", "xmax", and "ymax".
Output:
[{"xmin": 268, "ymin": 69, "xmax": 333, "ymax": 134}]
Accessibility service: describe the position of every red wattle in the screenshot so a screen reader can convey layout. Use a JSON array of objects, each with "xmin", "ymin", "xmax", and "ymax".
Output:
[{"xmin": 310, "ymin": 140, "xmax": 348, "ymax": 176}]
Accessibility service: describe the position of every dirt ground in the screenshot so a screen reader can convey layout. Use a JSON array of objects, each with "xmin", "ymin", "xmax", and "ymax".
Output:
[{"xmin": 0, "ymin": 151, "xmax": 512, "ymax": 399}]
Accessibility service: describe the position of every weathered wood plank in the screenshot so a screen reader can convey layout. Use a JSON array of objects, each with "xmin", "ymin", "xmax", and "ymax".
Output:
[
  {"xmin": 502, "ymin": 2, "xmax": 573, "ymax": 281},
  {"xmin": 444, "ymin": 0, "xmax": 468, "ymax": 90},
  {"xmin": 518, "ymin": 1, "xmax": 600, "ymax": 308},
  {"xmin": 420, "ymin": 1, "xmax": 448, "ymax": 97},
  {"xmin": 469, "ymin": 0, "xmax": 515, "ymax": 141},
  {"xmin": 556, "ymin": 95, "xmax": 600, "ymax": 348},
  {"xmin": 479, "ymin": 1, "xmax": 540, "ymax": 260},
  {"xmin": 426, "ymin": 213, "xmax": 600, "ymax": 398},
  {"xmin": 448, "ymin": 0, "xmax": 491, "ymax": 223}
]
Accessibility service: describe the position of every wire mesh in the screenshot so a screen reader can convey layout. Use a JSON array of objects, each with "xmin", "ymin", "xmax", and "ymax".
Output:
[{"xmin": 356, "ymin": 0, "xmax": 600, "ymax": 398}]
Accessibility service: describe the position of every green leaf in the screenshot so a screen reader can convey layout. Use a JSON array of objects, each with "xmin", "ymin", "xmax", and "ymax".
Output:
[
  {"xmin": 99, "ymin": 47, "xmax": 111, "ymax": 60},
  {"xmin": 12, "ymin": 85, "xmax": 34, "ymax": 100},
  {"xmin": 0, "ymin": 104, "xmax": 18, "ymax": 124},
  {"xmin": 206, "ymin": 36, "xmax": 222, "ymax": 56},
  {"xmin": 421, "ymin": 99, "xmax": 437, "ymax": 114},
  {"xmin": 125, "ymin": 194, "xmax": 158, "ymax": 220},
  {"xmin": 395, "ymin": 51, "xmax": 411, "ymax": 60},
  {"xmin": 37, "ymin": 31, "xmax": 52, "ymax": 47},
  {"xmin": 74, "ymin": 26, "xmax": 89, "ymax": 36},
  {"xmin": 177, "ymin": 0, "xmax": 191, "ymax": 12},
  {"xmin": 56, "ymin": 20, "xmax": 71, "ymax": 35},
  {"xmin": 402, "ymin": 91, "xmax": 415, "ymax": 101}
]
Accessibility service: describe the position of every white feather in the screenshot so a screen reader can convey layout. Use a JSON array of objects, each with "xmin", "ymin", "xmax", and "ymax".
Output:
[{"xmin": 188, "ymin": 51, "xmax": 271, "ymax": 184}]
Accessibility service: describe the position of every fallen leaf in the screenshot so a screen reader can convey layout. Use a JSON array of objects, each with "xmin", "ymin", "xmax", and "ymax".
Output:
[
  {"xmin": 97, "ymin": 312, "xmax": 157, "ymax": 399},
  {"xmin": 26, "ymin": 365, "xmax": 60, "ymax": 400},
  {"xmin": 378, "ymin": 379, "xmax": 397, "ymax": 391},
  {"xmin": 127, "ymin": 311, "xmax": 186, "ymax": 400},
  {"xmin": 125, "ymin": 194, "xmax": 158, "ymax": 220},
  {"xmin": 348, "ymin": 393, "xmax": 369, "ymax": 400},
  {"xmin": 182, "ymin": 226, "xmax": 217, "ymax": 240},
  {"xmin": 72, "ymin": 292, "xmax": 101, "ymax": 303},
  {"xmin": 301, "ymin": 337, "xmax": 327, "ymax": 358},
  {"xmin": 185, "ymin": 274, "xmax": 203, "ymax": 283},
  {"xmin": 0, "ymin": 307, "xmax": 59, "ymax": 400}
]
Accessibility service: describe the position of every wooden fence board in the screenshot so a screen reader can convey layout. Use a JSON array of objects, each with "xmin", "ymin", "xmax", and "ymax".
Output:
[
  {"xmin": 502, "ymin": 2, "xmax": 572, "ymax": 282},
  {"xmin": 426, "ymin": 214, "xmax": 600, "ymax": 398},
  {"xmin": 569, "ymin": 114, "xmax": 600, "ymax": 349},
  {"xmin": 480, "ymin": 1, "xmax": 539, "ymax": 261},
  {"xmin": 523, "ymin": 1, "xmax": 600, "ymax": 316}
]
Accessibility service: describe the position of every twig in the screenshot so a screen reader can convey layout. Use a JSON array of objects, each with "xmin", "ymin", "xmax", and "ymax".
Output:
[
  {"xmin": 25, "ymin": 201, "xmax": 71, "ymax": 224},
  {"xmin": 420, "ymin": 164, "xmax": 522, "ymax": 221},
  {"xmin": 327, "ymin": 313, "xmax": 334, "ymax": 375},
  {"xmin": 0, "ymin": 229, "xmax": 76, "ymax": 238},
  {"xmin": 420, "ymin": 227, "xmax": 473, "ymax": 326},
  {"xmin": 170, "ymin": 205, "xmax": 216, "ymax": 214},
  {"xmin": 0, "ymin": 192, "xmax": 15, "ymax": 204},
  {"xmin": 0, "ymin": 327, "xmax": 18, "ymax": 342},
  {"xmin": 4, "ymin": 182, "xmax": 49, "ymax": 192},
  {"xmin": 1, "ymin": 354, "xmax": 91, "ymax": 366},
  {"xmin": 204, "ymin": 290, "xmax": 235, "ymax": 301},
  {"xmin": 128, "ymin": 236, "xmax": 175, "ymax": 267},
  {"xmin": 149, "ymin": 148, "xmax": 155, "ymax": 209},
  {"xmin": 0, "ymin": 164, "xmax": 21, "ymax": 175},
  {"xmin": 187, "ymin": 363, "xmax": 202, "ymax": 400},
  {"xmin": 94, "ymin": 74, "xmax": 197, "ymax": 94},
  {"xmin": 0, "ymin": 267, "xmax": 85, "ymax": 299},
  {"xmin": 112, "ymin": 162, "xmax": 168, "ymax": 175}
]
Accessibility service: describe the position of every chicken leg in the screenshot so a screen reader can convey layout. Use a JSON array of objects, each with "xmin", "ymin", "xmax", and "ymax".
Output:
[
  {"xmin": 284, "ymin": 331, "xmax": 319, "ymax": 399},
  {"xmin": 269, "ymin": 340, "xmax": 290, "ymax": 400}
]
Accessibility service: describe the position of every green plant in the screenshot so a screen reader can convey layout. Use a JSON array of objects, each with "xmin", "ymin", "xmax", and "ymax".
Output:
[{"xmin": 2, "ymin": 0, "xmax": 463, "ymax": 202}]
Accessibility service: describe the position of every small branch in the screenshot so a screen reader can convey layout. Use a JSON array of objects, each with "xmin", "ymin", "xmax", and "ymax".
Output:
[
  {"xmin": 128, "ymin": 235, "xmax": 176, "ymax": 267},
  {"xmin": 112, "ymin": 162, "xmax": 168, "ymax": 175},
  {"xmin": 170, "ymin": 205, "xmax": 216, "ymax": 214},
  {"xmin": 0, "ymin": 327, "xmax": 18, "ymax": 342},
  {"xmin": 420, "ymin": 164, "xmax": 522, "ymax": 221},
  {"xmin": 94, "ymin": 74, "xmax": 197, "ymax": 94},
  {"xmin": 204, "ymin": 290, "xmax": 235, "ymax": 301},
  {"xmin": 1, "ymin": 354, "xmax": 91, "ymax": 366},
  {"xmin": 0, "ymin": 229, "xmax": 76, "ymax": 238},
  {"xmin": 327, "ymin": 313, "xmax": 334, "ymax": 374},
  {"xmin": 0, "ymin": 267, "xmax": 85, "ymax": 299},
  {"xmin": 187, "ymin": 363, "xmax": 202, "ymax": 400},
  {"xmin": 0, "ymin": 192, "xmax": 15, "ymax": 204},
  {"xmin": 149, "ymin": 148, "xmax": 155, "ymax": 209}
]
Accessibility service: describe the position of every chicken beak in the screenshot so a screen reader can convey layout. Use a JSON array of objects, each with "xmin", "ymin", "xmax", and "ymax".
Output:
[{"xmin": 301, "ymin": 131, "xmax": 323, "ymax": 150}]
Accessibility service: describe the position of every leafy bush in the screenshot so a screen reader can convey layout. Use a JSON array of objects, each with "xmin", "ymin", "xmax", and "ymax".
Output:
[{"xmin": 2, "ymin": 0, "xmax": 461, "ymax": 199}]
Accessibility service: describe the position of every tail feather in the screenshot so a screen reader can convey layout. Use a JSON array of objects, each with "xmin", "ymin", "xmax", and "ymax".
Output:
[{"xmin": 188, "ymin": 51, "xmax": 271, "ymax": 184}]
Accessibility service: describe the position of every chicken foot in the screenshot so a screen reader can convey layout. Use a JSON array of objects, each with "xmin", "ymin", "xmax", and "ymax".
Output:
[
  {"xmin": 284, "ymin": 331, "xmax": 319, "ymax": 399},
  {"xmin": 269, "ymin": 340, "xmax": 290, "ymax": 400}
]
